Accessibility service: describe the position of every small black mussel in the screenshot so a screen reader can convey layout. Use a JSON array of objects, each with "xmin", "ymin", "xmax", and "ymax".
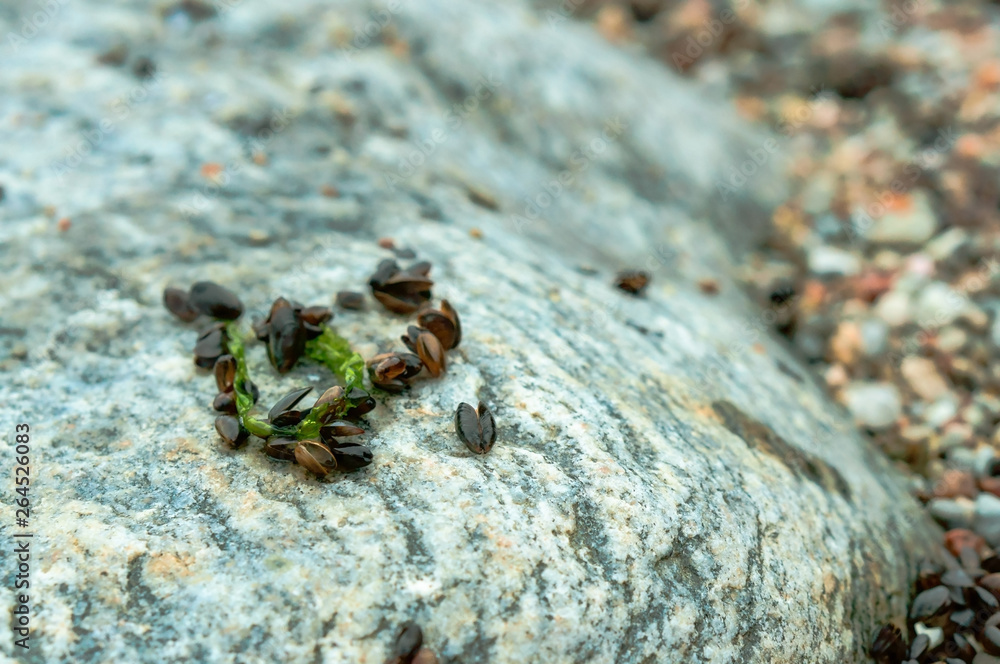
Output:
[
  {"xmin": 215, "ymin": 415, "xmax": 248, "ymax": 449},
  {"xmin": 188, "ymin": 281, "xmax": 244, "ymax": 319},
  {"xmin": 454, "ymin": 401, "xmax": 497, "ymax": 454}
]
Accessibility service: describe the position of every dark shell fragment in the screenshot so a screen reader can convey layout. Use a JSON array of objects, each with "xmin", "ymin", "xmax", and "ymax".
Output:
[
  {"xmin": 455, "ymin": 401, "xmax": 497, "ymax": 454},
  {"xmin": 336, "ymin": 290, "xmax": 365, "ymax": 310},
  {"xmin": 189, "ymin": 281, "xmax": 244, "ymax": 319},
  {"xmin": 614, "ymin": 270, "xmax": 650, "ymax": 295}
]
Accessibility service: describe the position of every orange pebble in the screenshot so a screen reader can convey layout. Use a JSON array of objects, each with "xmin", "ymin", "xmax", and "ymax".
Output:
[
  {"xmin": 57, "ymin": 217, "xmax": 71, "ymax": 232},
  {"xmin": 944, "ymin": 528, "xmax": 985, "ymax": 557},
  {"xmin": 200, "ymin": 162, "xmax": 223, "ymax": 178}
]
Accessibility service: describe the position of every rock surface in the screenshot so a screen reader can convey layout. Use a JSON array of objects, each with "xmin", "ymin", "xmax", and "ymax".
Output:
[{"xmin": 0, "ymin": 0, "xmax": 940, "ymax": 662}]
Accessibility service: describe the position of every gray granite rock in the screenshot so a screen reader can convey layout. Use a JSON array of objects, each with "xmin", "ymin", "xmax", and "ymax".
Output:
[{"xmin": 0, "ymin": 0, "xmax": 939, "ymax": 662}]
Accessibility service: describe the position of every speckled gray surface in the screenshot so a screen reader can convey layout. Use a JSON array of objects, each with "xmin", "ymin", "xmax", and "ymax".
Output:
[{"xmin": 0, "ymin": 0, "xmax": 938, "ymax": 662}]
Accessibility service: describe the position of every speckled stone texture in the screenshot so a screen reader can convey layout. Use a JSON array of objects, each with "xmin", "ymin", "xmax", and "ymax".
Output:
[{"xmin": 0, "ymin": 0, "xmax": 938, "ymax": 662}]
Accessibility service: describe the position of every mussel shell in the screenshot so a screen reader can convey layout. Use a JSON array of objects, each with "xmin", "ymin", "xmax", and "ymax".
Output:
[
  {"xmin": 189, "ymin": 281, "xmax": 244, "ymax": 319},
  {"xmin": 294, "ymin": 440, "xmax": 337, "ymax": 476},
  {"xmin": 215, "ymin": 415, "xmax": 248, "ymax": 449},
  {"xmin": 163, "ymin": 287, "xmax": 198, "ymax": 322},
  {"xmin": 263, "ymin": 436, "xmax": 298, "ymax": 461}
]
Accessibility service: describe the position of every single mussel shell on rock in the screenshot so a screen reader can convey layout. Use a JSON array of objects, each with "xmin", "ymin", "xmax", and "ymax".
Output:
[
  {"xmin": 194, "ymin": 322, "xmax": 228, "ymax": 369},
  {"xmin": 614, "ymin": 270, "xmax": 650, "ymax": 296},
  {"xmin": 214, "ymin": 354, "xmax": 237, "ymax": 392},
  {"xmin": 212, "ymin": 391, "xmax": 237, "ymax": 414},
  {"xmin": 263, "ymin": 436, "xmax": 299, "ymax": 461},
  {"xmin": 188, "ymin": 281, "xmax": 244, "ymax": 319},
  {"xmin": 215, "ymin": 415, "xmax": 248, "ymax": 449},
  {"xmin": 294, "ymin": 439, "xmax": 337, "ymax": 476},
  {"xmin": 267, "ymin": 297, "xmax": 307, "ymax": 373},
  {"xmin": 336, "ymin": 290, "xmax": 365, "ymax": 310},
  {"xmin": 455, "ymin": 401, "xmax": 497, "ymax": 454},
  {"xmin": 163, "ymin": 287, "xmax": 199, "ymax": 322}
]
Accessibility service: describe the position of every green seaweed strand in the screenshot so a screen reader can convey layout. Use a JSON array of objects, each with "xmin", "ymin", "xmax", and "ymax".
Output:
[
  {"xmin": 304, "ymin": 326, "xmax": 365, "ymax": 394},
  {"xmin": 224, "ymin": 323, "xmax": 273, "ymax": 438}
]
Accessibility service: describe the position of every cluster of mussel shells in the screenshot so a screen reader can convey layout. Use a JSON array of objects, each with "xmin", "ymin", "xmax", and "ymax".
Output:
[
  {"xmin": 367, "ymin": 259, "xmax": 461, "ymax": 392},
  {"xmin": 871, "ymin": 543, "xmax": 1000, "ymax": 664},
  {"xmin": 252, "ymin": 297, "xmax": 332, "ymax": 373},
  {"xmin": 257, "ymin": 385, "xmax": 375, "ymax": 475}
]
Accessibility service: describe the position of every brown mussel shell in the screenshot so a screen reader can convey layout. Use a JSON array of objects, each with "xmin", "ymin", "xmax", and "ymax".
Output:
[
  {"xmin": 415, "ymin": 331, "xmax": 445, "ymax": 378},
  {"xmin": 418, "ymin": 309, "xmax": 458, "ymax": 350},
  {"xmin": 194, "ymin": 324, "xmax": 228, "ymax": 368},
  {"xmin": 300, "ymin": 306, "xmax": 332, "ymax": 327},
  {"xmin": 214, "ymin": 354, "xmax": 237, "ymax": 392},
  {"xmin": 614, "ymin": 270, "xmax": 650, "ymax": 296},
  {"xmin": 267, "ymin": 297, "xmax": 306, "ymax": 373},
  {"xmin": 455, "ymin": 401, "xmax": 496, "ymax": 454},
  {"xmin": 269, "ymin": 386, "xmax": 313, "ymax": 421},
  {"xmin": 163, "ymin": 287, "xmax": 199, "ymax": 322},
  {"xmin": 294, "ymin": 440, "xmax": 337, "ymax": 476},
  {"xmin": 215, "ymin": 415, "xmax": 248, "ymax": 449},
  {"xmin": 189, "ymin": 281, "xmax": 244, "ymax": 319},
  {"xmin": 343, "ymin": 388, "xmax": 376, "ymax": 420},
  {"xmin": 336, "ymin": 290, "xmax": 365, "ymax": 310},
  {"xmin": 213, "ymin": 391, "xmax": 237, "ymax": 414}
]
